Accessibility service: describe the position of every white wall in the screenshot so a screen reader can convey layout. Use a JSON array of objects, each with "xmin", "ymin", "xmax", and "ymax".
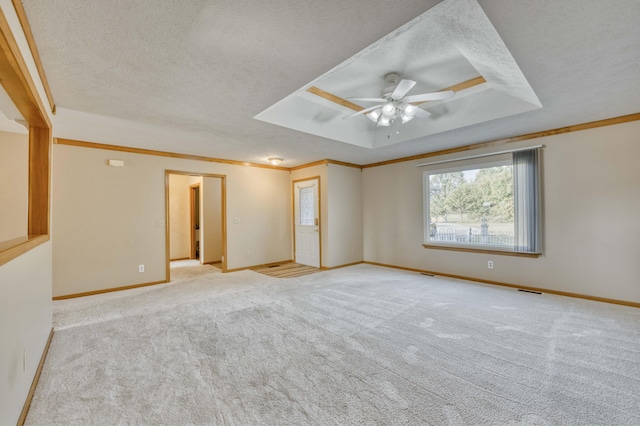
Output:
[
  {"xmin": 0, "ymin": 130, "xmax": 28, "ymax": 242},
  {"xmin": 363, "ymin": 120, "xmax": 640, "ymax": 304},
  {"xmin": 0, "ymin": 1, "xmax": 54, "ymax": 423},
  {"xmin": 52, "ymin": 144, "xmax": 291, "ymax": 296},
  {"xmin": 326, "ymin": 164, "xmax": 363, "ymax": 267},
  {"xmin": 0, "ymin": 243, "xmax": 52, "ymax": 424}
]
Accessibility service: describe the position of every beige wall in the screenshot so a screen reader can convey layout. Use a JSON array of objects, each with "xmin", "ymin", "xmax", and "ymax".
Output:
[
  {"xmin": 0, "ymin": 1, "xmax": 53, "ymax": 423},
  {"xmin": 201, "ymin": 176, "xmax": 223, "ymax": 263},
  {"xmin": 362, "ymin": 120, "xmax": 640, "ymax": 303},
  {"xmin": 326, "ymin": 164, "xmax": 363, "ymax": 267},
  {"xmin": 52, "ymin": 144, "xmax": 291, "ymax": 297},
  {"xmin": 168, "ymin": 174, "xmax": 192, "ymax": 259},
  {"xmin": 0, "ymin": 130, "xmax": 28, "ymax": 242}
]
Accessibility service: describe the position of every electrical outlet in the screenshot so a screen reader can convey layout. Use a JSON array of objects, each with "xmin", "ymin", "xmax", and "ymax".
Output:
[
  {"xmin": 488, "ymin": 261, "xmax": 494, "ymax": 269},
  {"xmin": 155, "ymin": 219, "xmax": 165, "ymax": 228},
  {"xmin": 139, "ymin": 264, "xmax": 145, "ymax": 273},
  {"xmin": 234, "ymin": 217, "xmax": 240, "ymax": 224},
  {"xmin": 247, "ymin": 251, "xmax": 252, "ymax": 258}
]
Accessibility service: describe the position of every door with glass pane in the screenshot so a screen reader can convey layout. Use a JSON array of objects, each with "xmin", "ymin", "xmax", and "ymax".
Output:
[{"xmin": 294, "ymin": 178, "xmax": 320, "ymax": 267}]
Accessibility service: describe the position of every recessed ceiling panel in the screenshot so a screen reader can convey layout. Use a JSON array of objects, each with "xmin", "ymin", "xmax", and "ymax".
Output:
[{"xmin": 255, "ymin": 0, "xmax": 541, "ymax": 149}]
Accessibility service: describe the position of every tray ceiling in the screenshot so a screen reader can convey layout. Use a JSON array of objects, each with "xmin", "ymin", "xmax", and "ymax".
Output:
[{"xmin": 255, "ymin": 0, "xmax": 541, "ymax": 150}]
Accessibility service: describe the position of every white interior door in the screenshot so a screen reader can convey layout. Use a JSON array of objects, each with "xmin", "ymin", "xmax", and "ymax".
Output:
[{"xmin": 294, "ymin": 179, "xmax": 320, "ymax": 267}]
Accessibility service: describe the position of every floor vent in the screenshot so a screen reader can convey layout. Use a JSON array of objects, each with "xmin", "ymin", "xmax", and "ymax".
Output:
[
  {"xmin": 421, "ymin": 273, "xmax": 435, "ymax": 277},
  {"xmin": 518, "ymin": 289, "xmax": 542, "ymax": 295}
]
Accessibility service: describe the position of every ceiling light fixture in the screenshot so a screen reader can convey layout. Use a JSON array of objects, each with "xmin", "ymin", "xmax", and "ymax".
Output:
[
  {"xmin": 268, "ymin": 157, "xmax": 283, "ymax": 166},
  {"xmin": 347, "ymin": 72, "xmax": 454, "ymax": 127}
]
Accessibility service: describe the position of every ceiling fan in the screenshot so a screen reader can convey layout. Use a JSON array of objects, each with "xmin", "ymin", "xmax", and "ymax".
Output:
[{"xmin": 343, "ymin": 72, "xmax": 455, "ymax": 126}]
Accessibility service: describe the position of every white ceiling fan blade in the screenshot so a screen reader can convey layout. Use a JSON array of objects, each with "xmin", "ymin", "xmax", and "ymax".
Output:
[
  {"xmin": 343, "ymin": 104, "xmax": 384, "ymax": 119},
  {"xmin": 347, "ymin": 97, "xmax": 387, "ymax": 102},
  {"xmin": 391, "ymin": 79, "xmax": 417, "ymax": 100},
  {"xmin": 413, "ymin": 107, "xmax": 431, "ymax": 119},
  {"xmin": 403, "ymin": 90, "xmax": 455, "ymax": 103}
]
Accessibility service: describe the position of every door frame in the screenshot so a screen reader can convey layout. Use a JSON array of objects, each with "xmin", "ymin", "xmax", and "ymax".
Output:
[
  {"xmin": 165, "ymin": 170, "xmax": 228, "ymax": 280},
  {"xmin": 292, "ymin": 176, "xmax": 322, "ymax": 268},
  {"xmin": 189, "ymin": 183, "xmax": 200, "ymax": 260}
]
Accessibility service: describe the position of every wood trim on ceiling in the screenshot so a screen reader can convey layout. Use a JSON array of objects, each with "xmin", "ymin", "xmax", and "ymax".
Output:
[
  {"xmin": 0, "ymin": 7, "xmax": 49, "ymax": 128},
  {"xmin": 54, "ymin": 114, "xmax": 640, "ymax": 173},
  {"xmin": 306, "ymin": 76, "xmax": 487, "ymax": 112},
  {"xmin": 11, "ymin": 0, "xmax": 56, "ymax": 114},
  {"xmin": 17, "ymin": 327, "xmax": 54, "ymax": 426},
  {"xmin": 290, "ymin": 159, "xmax": 362, "ymax": 171},
  {"xmin": 54, "ymin": 138, "xmax": 290, "ymax": 171},
  {"xmin": 364, "ymin": 261, "xmax": 640, "ymax": 309},
  {"xmin": 361, "ymin": 113, "xmax": 640, "ymax": 169},
  {"xmin": 306, "ymin": 86, "xmax": 363, "ymax": 112}
]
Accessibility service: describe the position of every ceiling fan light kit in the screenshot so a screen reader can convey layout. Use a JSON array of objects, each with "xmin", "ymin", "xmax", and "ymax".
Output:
[{"xmin": 345, "ymin": 72, "xmax": 453, "ymax": 127}]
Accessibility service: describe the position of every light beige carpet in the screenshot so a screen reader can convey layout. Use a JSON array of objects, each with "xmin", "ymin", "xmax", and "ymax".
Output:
[{"xmin": 27, "ymin": 264, "xmax": 640, "ymax": 424}]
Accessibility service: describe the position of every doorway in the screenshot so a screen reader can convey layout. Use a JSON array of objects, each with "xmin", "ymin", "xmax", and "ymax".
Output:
[
  {"xmin": 166, "ymin": 171, "xmax": 227, "ymax": 280},
  {"xmin": 190, "ymin": 183, "xmax": 200, "ymax": 259},
  {"xmin": 293, "ymin": 177, "xmax": 320, "ymax": 268}
]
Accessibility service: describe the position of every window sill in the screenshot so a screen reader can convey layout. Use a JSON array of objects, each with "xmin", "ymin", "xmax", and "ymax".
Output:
[
  {"xmin": 422, "ymin": 244, "xmax": 540, "ymax": 258},
  {"xmin": 0, "ymin": 234, "xmax": 50, "ymax": 267}
]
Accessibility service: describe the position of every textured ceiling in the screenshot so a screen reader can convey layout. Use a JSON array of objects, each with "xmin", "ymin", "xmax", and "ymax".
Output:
[
  {"xmin": 21, "ymin": 0, "xmax": 640, "ymax": 166},
  {"xmin": 255, "ymin": 0, "xmax": 541, "ymax": 149}
]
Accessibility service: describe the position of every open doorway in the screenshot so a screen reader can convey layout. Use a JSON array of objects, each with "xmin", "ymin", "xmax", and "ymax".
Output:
[
  {"xmin": 165, "ymin": 171, "xmax": 227, "ymax": 280},
  {"xmin": 190, "ymin": 183, "xmax": 200, "ymax": 259}
]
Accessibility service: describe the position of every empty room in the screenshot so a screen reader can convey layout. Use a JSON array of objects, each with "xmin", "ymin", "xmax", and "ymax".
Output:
[{"xmin": 1, "ymin": 0, "xmax": 639, "ymax": 424}]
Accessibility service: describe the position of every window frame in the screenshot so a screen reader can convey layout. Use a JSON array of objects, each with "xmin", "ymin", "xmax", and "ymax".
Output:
[{"xmin": 422, "ymin": 152, "xmax": 541, "ymax": 258}]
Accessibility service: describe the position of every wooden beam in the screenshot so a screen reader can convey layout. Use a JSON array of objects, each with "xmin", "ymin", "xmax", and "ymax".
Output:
[
  {"xmin": 28, "ymin": 126, "xmax": 51, "ymax": 236},
  {"xmin": 306, "ymin": 86, "xmax": 363, "ymax": 112},
  {"xmin": 11, "ymin": 0, "xmax": 56, "ymax": 114}
]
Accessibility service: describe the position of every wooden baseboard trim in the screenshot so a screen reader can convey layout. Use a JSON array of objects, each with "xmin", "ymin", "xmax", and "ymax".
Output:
[
  {"xmin": 320, "ymin": 261, "xmax": 363, "ymax": 270},
  {"xmin": 53, "ymin": 280, "xmax": 168, "ymax": 300},
  {"xmin": 17, "ymin": 327, "xmax": 54, "ymax": 426},
  {"xmin": 169, "ymin": 257, "xmax": 190, "ymax": 261},
  {"xmin": 364, "ymin": 261, "xmax": 640, "ymax": 308},
  {"xmin": 204, "ymin": 260, "xmax": 222, "ymax": 265},
  {"xmin": 226, "ymin": 259, "xmax": 293, "ymax": 273}
]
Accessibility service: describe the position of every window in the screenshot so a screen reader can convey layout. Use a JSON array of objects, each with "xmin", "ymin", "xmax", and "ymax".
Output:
[
  {"xmin": 299, "ymin": 187, "xmax": 315, "ymax": 226},
  {"xmin": 423, "ymin": 148, "xmax": 541, "ymax": 255}
]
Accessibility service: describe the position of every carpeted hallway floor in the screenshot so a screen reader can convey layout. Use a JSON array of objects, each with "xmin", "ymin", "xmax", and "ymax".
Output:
[{"xmin": 27, "ymin": 264, "xmax": 640, "ymax": 424}]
